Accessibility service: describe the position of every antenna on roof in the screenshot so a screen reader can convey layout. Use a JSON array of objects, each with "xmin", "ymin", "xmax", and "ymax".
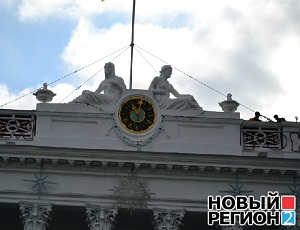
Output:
[{"xmin": 129, "ymin": 0, "xmax": 136, "ymax": 89}]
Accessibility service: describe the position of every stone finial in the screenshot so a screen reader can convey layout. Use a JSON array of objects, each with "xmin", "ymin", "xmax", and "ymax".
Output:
[
  {"xmin": 227, "ymin": 93, "xmax": 232, "ymax": 101},
  {"xmin": 219, "ymin": 93, "xmax": 239, "ymax": 113},
  {"xmin": 33, "ymin": 83, "xmax": 56, "ymax": 103},
  {"xmin": 19, "ymin": 201, "xmax": 53, "ymax": 230},
  {"xmin": 85, "ymin": 204, "xmax": 118, "ymax": 230},
  {"xmin": 153, "ymin": 209, "xmax": 185, "ymax": 230}
]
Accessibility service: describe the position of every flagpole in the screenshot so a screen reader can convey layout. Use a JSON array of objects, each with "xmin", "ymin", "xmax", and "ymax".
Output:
[{"xmin": 129, "ymin": 0, "xmax": 136, "ymax": 89}]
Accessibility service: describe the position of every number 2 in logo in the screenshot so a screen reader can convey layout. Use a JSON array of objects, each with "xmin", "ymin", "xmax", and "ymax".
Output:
[{"xmin": 281, "ymin": 211, "xmax": 295, "ymax": 225}]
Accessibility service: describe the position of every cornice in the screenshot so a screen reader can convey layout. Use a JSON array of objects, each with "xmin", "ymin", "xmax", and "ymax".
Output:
[
  {"xmin": 0, "ymin": 145, "xmax": 299, "ymax": 169},
  {"xmin": 0, "ymin": 144, "xmax": 299, "ymax": 182}
]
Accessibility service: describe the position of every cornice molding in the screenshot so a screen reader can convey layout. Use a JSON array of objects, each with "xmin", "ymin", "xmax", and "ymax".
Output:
[{"xmin": 0, "ymin": 145, "xmax": 299, "ymax": 180}]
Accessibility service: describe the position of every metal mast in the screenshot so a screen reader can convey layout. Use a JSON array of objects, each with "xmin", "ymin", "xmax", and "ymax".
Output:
[{"xmin": 129, "ymin": 0, "xmax": 136, "ymax": 89}]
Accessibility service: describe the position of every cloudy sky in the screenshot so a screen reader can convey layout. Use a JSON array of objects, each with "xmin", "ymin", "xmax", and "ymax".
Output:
[{"xmin": 1, "ymin": 0, "xmax": 299, "ymax": 121}]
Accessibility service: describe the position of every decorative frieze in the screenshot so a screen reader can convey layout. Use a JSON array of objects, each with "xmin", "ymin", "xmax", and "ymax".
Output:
[
  {"xmin": 153, "ymin": 209, "xmax": 185, "ymax": 230},
  {"xmin": 19, "ymin": 201, "xmax": 53, "ymax": 230},
  {"xmin": 85, "ymin": 204, "xmax": 118, "ymax": 230}
]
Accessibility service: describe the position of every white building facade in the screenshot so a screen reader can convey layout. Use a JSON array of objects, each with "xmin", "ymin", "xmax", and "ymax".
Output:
[{"xmin": 0, "ymin": 89, "xmax": 299, "ymax": 230}]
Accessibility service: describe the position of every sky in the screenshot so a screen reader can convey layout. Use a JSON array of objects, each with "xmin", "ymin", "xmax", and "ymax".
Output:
[{"xmin": 0, "ymin": 0, "xmax": 300, "ymax": 121}]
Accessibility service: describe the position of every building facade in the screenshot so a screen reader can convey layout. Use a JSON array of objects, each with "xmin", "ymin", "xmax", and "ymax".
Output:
[{"xmin": 0, "ymin": 89, "xmax": 299, "ymax": 230}]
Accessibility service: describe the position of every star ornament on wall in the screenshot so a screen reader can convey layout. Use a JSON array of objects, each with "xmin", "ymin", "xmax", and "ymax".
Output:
[
  {"xmin": 23, "ymin": 169, "xmax": 58, "ymax": 200},
  {"xmin": 110, "ymin": 173, "xmax": 155, "ymax": 213}
]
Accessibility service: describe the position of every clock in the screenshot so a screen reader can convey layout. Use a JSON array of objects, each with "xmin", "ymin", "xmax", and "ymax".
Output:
[{"xmin": 118, "ymin": 96, "xmax": 156, "ymax": 133}]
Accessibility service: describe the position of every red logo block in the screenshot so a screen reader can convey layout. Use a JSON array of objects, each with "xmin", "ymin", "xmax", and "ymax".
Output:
[{"xmin": 281, "ymin": 196, "xmax": 296, "ymax": 210}]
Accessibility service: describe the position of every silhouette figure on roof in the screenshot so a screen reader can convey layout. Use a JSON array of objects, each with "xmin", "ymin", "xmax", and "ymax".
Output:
[
  {"xmin": 249, "ymin": 111, "xmax": 262, "ymax": 121},
  {"xmin": 274, "ymin": 114, "xmax": 286, "ymax": 123}
]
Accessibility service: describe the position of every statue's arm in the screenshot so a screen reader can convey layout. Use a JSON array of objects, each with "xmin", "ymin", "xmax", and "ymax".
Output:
[
  {"xmin": 149, "ymin": 77, "xmax": 168, "ymax": 94},
  {"xmin": 148, "ymin": 81, "xmax": 156, "ymax": 90},
  {"xmin": 168, "ymin": 83, "xmax": 181, "ymax": 97},
  {"xmin": 169, "ymin": 83, "xmax": 192, "ymax": 98},
  {"xmin": 95, "ymin": 82, "xmax": 104, "ymax": 93}
]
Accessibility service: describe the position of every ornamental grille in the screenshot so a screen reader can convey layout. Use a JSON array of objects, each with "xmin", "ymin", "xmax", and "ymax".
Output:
[
  {"xmin": 0, "ymin": 114, "xmax": 36, "ymax": 140},
  {"xmin": 241, "ymin": 126, "xmax": 282, "ymax": 150}
]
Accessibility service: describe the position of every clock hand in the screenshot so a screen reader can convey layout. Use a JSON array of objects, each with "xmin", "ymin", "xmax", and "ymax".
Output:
[
  {"xmin": 137, "ymin": 100, "xmax": 143, "ymax": 116},
  {"xmin": 131, "ymin": 103, "xmax": 138, "ymax": 115}
]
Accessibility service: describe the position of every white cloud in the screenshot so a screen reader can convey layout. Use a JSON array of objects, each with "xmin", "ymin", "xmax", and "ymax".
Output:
[
  {"xmin": 17, "ymin": 0, "xmax": 132, "ymax": 21},
  {"xmin": 5, "ymin": 0, "xmax": 300, "ymax": 121},
  {"xmin": 0, "ymin": 84, "xmax": 37, "ymax": 110},
  {"xmin": 0, "ymin": 0, "xmax": 15, "ymax": 7},
  {"xmin": 0, "ymin": 82, "xmax": 78, "ymax": 110},
  {"xmin": 59, "ymin": 0, "xmax": 300, "ymax": 120},
  {"xmin": 264, "ymin": 34, "xmax": 300, "ymax": 121},
  {"xmin": 19, "ymin": 0, "xmax": 85, "ymax": 20}
]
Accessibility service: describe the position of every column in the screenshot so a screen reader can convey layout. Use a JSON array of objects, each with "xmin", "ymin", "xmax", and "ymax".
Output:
[
  {"xmin": 19, "ymin": 201, "xmax": 53, "ymax": 230},
  {"xmin": 152, "ymin": 208, "xmax": 185, "ymax": 230},
  {"xmin": 85, "ymin": 204, "xmax": 118, "ymax": 230}
]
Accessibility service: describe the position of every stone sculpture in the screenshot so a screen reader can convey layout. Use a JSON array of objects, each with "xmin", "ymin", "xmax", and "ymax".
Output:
[
  {"xmin": 71, "ymin": 62, "xmax": 126, "ymax": 105},
  {"xmin": 149, "ymin": 65, "xmax": 203, "ymax": 111}
]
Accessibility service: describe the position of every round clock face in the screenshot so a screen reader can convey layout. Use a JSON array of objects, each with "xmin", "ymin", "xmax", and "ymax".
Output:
[{"xmin": 118, "ymin": 96, "xmax": 156, "ymax": 133}]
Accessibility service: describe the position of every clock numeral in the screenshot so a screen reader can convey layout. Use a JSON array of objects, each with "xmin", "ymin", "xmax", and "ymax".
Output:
[
  {"xmin": 146, "ymin": 120, "xmax": 152, "ymax": 125},
  {"xmin": 127, "ymin": 122, "xmax": 133, "ymax": 129},
  {"xmin": 134, "ymin": 123, "xmax": 140, "ymax": 131},
  {"xmin": 140, "ymin": 123, "xmax": 147, "ymax": 130},
  {"xmin": 147, "ymin": 113, "xmax": 154, "ymax": 117},
  {"xmin": 120, "ymin": 111, "xmax": 128, "ymax": 117}
]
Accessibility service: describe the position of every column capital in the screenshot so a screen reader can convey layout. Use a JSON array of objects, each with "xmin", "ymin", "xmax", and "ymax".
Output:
[
  {"xmin": 152, "ymin": 208, "xmax": 185, "ymax": 230},
  {"xmin": 85, "ymin": 204, "xmax": 118, "ymax": 230},
  {"xmin": 19, "ymin": 201, "xmax": 53, "ymax": 230}
]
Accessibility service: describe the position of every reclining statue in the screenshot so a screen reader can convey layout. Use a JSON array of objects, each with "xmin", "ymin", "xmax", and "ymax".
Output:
[
  {"xmin": 71, "ymin": 62, "xmax": 126, "ymax": 105},
  {"xmin": 149, "ymin": 65, "xmax": 203, "ymax": 111}
]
